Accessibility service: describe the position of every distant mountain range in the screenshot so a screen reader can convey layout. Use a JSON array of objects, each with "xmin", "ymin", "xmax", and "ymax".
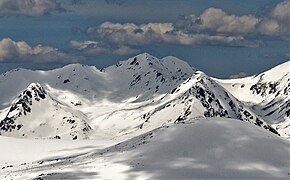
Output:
[{"xmin": 0, "ymin": 53, "xmax": 289, "ymax": 140}]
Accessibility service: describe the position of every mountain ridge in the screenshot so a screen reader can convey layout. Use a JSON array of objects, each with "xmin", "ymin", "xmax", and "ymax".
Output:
[
  {"xmin": 0, "ymin": 54, "xmax": 288, "ymax": 139},
  {"xmin": 216, "ymin": 60, "xmax": 290, "ymax": 138}
]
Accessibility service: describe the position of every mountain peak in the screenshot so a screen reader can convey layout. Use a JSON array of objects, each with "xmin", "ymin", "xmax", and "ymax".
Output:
[
  {"xmin": 0, "ymin": 82, "xmax": 47, "ymax": 134},
  {"xmin": 135, "ymin": 52, "xmax": 156, "ymax": 59},
  {"xmin": 125, "ymin": 53, "xmax": 159, "ymax": 67},
  {"xmin": 0, "ymin": 82, "xmax": 93, "ymax": 140},
  {"xmin": 21, "ymin": 82, "xmax": 46, "ymax": 101},
  {"xmin": 11, "ymin": 82, "xmax": 47, "ymax": 116}
]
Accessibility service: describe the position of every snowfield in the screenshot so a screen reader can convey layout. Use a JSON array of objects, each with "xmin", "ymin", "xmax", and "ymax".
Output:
[
  {"xmin": 0, "ymin": 53, "xmax": 289, "ymax": 179},
  {"xmin": 0, "ymin": 118, "xmax": 289, "ymax": 179}
]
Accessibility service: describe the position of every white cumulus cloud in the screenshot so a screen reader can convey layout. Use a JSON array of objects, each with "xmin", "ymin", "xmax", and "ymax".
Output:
[
  {"xmin": 0, "ymin": 38, "xmax": 79, "ymax": 63},
  {"xmin": 87, "ymin": 22, "xmax": 174, "ymax": 46},
  {"xmin": 199, "ymin": 8, "xmax": 259, "ymax": 34},
  {"xmin": 87, "ymin": 21, "xmax": 260, "ymax": 47},
  {"xmin": 86, "ymin": 1, "xmax": 289, "ymax": 48}
]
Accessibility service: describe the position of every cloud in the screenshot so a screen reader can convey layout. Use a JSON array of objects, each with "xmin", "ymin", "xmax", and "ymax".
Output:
[
  {"xmin": 87, "ymin": 21, "xmax": 260, "ymax": 47},
  {"xmin": 229, "ymin": 72, "xmax": 248, "ymax": 79},
  {"xmin": 70, "ymin": 40, "xmax": 140, "ymax": 56},
  {"xmin": 105, "ymin": 0, "xmax": 125, "ymax": 6},
  {"xmin": 256, "ymin": 19, "xmax": 279, "ymax": 35},
  {"xmin": 71, "ymin": 0, "xmax": 84, "ymax": 4},
  {"xmin": 270, "ymin": 1, "xmax": 290, "ymax": 38},
  {"xmin": 271, "ymin": 1, "xmax": 290, "ymax": 22},
  {"xmin": 0, "ymin": 0, "xmax": 65, "ymax": 17},
  {"xmin": 181, "ymin": 2, "xmax": 290, "ymax": 38},
  {"xmin": 70, "ymin": 0, "xmax": 84, "ymax": 5},
  {"xmin": 0, "ymin": 38, "xmax": 79, "ymax": 63},
  {"xmin": 199, "ymin": 8, "xmax": 259, "ymax": 34},
  {"xmin": 87, "ymin": 1, "xmax": 289, "ymax": 48},
  {"xmin": 175, "ymin": 6, "xmax": 287, "ymax": 37},
  {"xmin": 87, "ymin": 22, "xmax": 175, "ymax": 45}
]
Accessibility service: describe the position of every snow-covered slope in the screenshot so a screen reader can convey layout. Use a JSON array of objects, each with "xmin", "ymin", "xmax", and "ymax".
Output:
[
  {"xmin": 0, "ymin": 83, "xmax": 92, "ymax": 140},
  {"xmin": 216, "ymin": 61, "xmax": 290, "ymax": 138},
  {"xmin": 1, "ymin": 118, "xmax": 289, "ymax": 179}
]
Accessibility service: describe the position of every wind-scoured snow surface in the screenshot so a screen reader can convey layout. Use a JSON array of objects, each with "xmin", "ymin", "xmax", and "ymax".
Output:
[{"xmin": 0, "ymin": 53, "xmax": 289, "ymax": 179}]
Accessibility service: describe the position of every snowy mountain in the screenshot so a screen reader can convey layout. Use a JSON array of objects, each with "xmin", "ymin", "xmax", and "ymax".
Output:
[
  {"xmin": 0, "ymin": 83, "xmax": 92, "ymax": 140},
  {"xmin": 0, "ymin": 54, "xmax": 287, "ymax": 140},
  {"xmin": 0, "ymin": 54, "xmax": 289, "ymax": 179},
  {"xmin": 216, "ymin": 61, "xmax": 290, "ymax": 138},
  {"xmin": 1, "ymin": 53, "xmax": 286, "ymax": 140},
  {"xmin": 0, "ymin": 53, "xmax": 197, "ymax": 139},
  {"xmin": 0, "ymin": 53, "xmax": 195, "ymax": 107},
  {"xmin": 141, "ymin": 70, "xmax": 278, "ymax": 133}
]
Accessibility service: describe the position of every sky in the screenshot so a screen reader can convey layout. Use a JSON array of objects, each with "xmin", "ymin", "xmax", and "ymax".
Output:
[{"xmin": 0, "ymin": 0, "xmax": 289, "ymax": 78}]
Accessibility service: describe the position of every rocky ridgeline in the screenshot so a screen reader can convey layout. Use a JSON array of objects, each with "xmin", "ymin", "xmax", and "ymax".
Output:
[{"xmin": 139, "ymin": 72, "xmax": 279, "ymax": 135}]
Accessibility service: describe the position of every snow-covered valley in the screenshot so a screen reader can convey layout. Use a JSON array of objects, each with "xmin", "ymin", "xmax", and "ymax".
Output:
[{"xmin": 0, "ymin": 53, "xmax": 289, "ymax": 179}]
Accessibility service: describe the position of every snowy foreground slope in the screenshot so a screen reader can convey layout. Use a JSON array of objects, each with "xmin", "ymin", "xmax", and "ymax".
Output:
[
  {"xmin": 0, "ymin": 53, "xmax": 289, "ymax": 179},
  {"xmin": 1, "ymin": 118, "xmax": 289, "ymax": 179}
]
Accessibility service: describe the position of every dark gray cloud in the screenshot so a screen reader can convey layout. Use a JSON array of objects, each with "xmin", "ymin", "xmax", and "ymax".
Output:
[
  {"xmin": 0, "ymin": 0, "xmax": 65, "ymax": 17},
  {"xmin": 0, "ymin": 38, "xmax": 80, "ymax": 63}
]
